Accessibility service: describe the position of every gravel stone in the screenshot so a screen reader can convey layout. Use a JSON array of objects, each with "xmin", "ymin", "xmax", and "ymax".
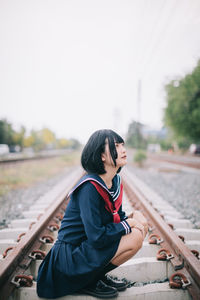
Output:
[
  {"xmin": 127, "ymin": 165, "xmax": 200, "ymax": 228},
  {"xmin": 1, "ymin": 161, "xmax": 199, "ymax": 231},
  {"xmin": 0, "ymin": 168, "xmax": 72, "ymax": 229}
]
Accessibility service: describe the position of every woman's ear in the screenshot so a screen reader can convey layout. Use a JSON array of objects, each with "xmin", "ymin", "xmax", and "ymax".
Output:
[{"xmin": 101, "ymin": 153, "xmax": 106, "ymax": 162}]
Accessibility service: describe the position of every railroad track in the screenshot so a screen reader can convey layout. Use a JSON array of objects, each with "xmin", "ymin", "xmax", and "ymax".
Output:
[
  {"xmin": 147, "ymin": 153, "xmax": 200, "ymax": 170},
  {"xmin": 0, "ymin": 150, "xmax": 72, "ymax": 165},
  {"xmin": 0, "ymin": 167, "xmax": 200, "ymax": 300}
]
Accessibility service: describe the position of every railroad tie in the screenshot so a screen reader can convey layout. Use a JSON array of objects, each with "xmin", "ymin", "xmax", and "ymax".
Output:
[{"xmin": 1, "ymin": 167, "xmax": 199, "ymax": 300}]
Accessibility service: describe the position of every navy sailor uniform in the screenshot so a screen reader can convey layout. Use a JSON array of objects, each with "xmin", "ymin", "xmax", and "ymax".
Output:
[{"xmin": 37, "ymin": 173, "xmax": 131, "ymax": 298}]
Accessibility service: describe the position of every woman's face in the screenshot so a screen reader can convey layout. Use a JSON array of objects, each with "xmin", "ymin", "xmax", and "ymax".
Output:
[{"xmin": 102, "ymin": 139, "xmax": 127, "ymax": 168}]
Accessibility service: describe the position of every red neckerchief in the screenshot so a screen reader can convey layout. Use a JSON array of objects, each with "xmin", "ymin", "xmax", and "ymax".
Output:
[{"xmin": 90, "ymin": 181, "xmax": 123, "ymax": 223}]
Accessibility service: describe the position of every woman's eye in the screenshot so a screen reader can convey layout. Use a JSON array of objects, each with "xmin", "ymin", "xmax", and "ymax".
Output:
[{"xmin": 115, "ymin": 143, "xmax": 124, "ymax": 147}]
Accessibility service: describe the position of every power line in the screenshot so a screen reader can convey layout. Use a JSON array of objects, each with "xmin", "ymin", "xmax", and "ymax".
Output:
[
  {"xmin": 143, "ymin": 0, "xmax": 199, "ymax": 81},
  {"xmin": 138, "ymin": 0, "xmax": 180, "ymax": 79},
  {"xmin": 135, "ymin": 0, "xmax": 167, "ymax": 76}
]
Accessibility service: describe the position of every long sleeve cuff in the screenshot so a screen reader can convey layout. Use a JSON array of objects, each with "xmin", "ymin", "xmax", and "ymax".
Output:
[{"xmin": 121, "ymin": 220, "xmax": 132, "ymax": 235}]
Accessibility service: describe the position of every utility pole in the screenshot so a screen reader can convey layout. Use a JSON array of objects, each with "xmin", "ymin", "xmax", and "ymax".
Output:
[
  {"xmin": 137, "ymin": 79, "xmax": 142, "ymax": 148},
  {"xmin": 137, "ymin": 79, "xmax": 141, "ymax": 124},
  {"xmin": 113, "ymin": 107, "xmax": 121, "ymax": 134}
]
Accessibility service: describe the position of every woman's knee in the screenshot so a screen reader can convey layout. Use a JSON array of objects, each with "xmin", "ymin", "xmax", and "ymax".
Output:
[
  {"xmin": 121, "ymin": 230, "xmax": 143, "ymax": 252},
  {"xmin": 120, "ymin": 232, "xmax": 143, "ymax": 259},
  {"xmin": 128, "ymin": 230, "xmax": 143, "ymax": 252},
  {"xmin": 113, "ymin": 229, "xmax": 144, "ymax": 260}
]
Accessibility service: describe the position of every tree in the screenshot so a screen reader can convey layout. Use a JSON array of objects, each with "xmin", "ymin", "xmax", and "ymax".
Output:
[
  {"xmin": 29, "ymin": 130, "xmax": 44, "ymax": 151},
  {"xmin": 0, "ymin": 118, "xmax": 82, "ymax": 152},
  {"xmin": 12, "ymin": 126, "xmax": 26, "ymax": 149},
  {"xmin": 0, "ymin": 119, "xmax": 15, "ymax": 145},
  {"xmin": 23, "ymin": 135, "xmax": 34, "ymax": 148},
  {"xmin": 39, "ymin": 128, "xmax": 56, "ymax": 149},
  {"xmin": 134, "ymin": 150, "xmax": 147, "ymax": 167},
  {"xmin": 57, "ymin": 138, "xmax": 70, "ymax": 149},
  {"xmin": 164, "ymin": 60, "xmax": 200, "ymax": 144},
  {"xmin": 68, "ymin": 138, "xmax": 81, "ymax": 150},
  {"xmin": 26, "ymin": 128, "xmax": 55, "ymax": 151},
  {"xmin": 126, "ymin": 120, "xmax": 146, "ymax": 149}
]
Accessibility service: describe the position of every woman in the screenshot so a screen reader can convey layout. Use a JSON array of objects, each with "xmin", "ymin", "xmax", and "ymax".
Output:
[{"xmin": 37, "ymin": 129, "xmax": 148, "ymax": 299}]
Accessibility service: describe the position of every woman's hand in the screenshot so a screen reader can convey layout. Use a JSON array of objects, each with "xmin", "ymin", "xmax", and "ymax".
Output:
[
  {"xmin": 128, "ymin": 211, "xmax": 134, "ymax": 219},
  {"xmin": 126, "ymin": 217, "xmax": 139, "ymax": 228},
  {"xmin": 126, "ymin": 218, "xmax": 146, "ymax": 239},
  {"xmin": 128, "ymin": 210, "xmax": 148, "ymax": 235},
  {"xmin": 133, "ymin": 210, "xmax": 148, "ymax": 235}
]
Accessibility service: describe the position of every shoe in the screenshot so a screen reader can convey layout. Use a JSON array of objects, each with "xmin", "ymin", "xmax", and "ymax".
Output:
[
  {"xmin": 102, "ymin": 274, "xmax": 127, "ymax": 291},
  {"xmin": 81, "ymin": 279, "xmax": 118, "ymax": 298}
]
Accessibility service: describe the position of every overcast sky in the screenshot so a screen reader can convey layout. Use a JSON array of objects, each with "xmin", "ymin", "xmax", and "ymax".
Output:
[{"xmin": 1, "ymin": 0, "xmax": 200, "ymax": 143}]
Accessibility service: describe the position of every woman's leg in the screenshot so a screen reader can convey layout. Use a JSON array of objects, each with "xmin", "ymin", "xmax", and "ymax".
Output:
[{"xmin": 111, "ymin": 229, "xmax": 143, "ymax": 266}]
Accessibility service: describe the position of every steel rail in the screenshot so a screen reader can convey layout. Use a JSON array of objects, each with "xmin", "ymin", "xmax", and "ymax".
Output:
[
  {"xmin": 147, "ymin": 153, "xmax": 200, "ymax": 169},
  {"xmin": 0, "ymin": 168, "xmax": 83, "ymax": 300},
  {"xmin": 122, "ymin": 169, "xmax": 200, "ymax": 300},
  {"xmin": 0, "ymin": 167, "xmax": 199, "ymax": 300},
  {"xmin": 0, "ymin": 152, "xmax": 69, "ymax": 165}
]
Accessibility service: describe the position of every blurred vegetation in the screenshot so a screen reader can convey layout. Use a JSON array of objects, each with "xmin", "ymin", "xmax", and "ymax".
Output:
[
  {"xmin": 133, "ymin": 150, "xmax": 147, "ymax": 167},
  {"xmin": 164, "ymin": 59, "xmax": 200, "ymax": 148},
  {"xmin": 126, "ymin": 121, "xmax": 147, "ymax": 149},
  {"xmin": 126, "ymin": 60, "xmax": 200, "ymax": 152},
  {"xmin": 0, "ymin": 119, "xmax": 81, "ymax": 152},
  {"xmin": 0, "ymin": 151, "xmax": 81, "ymax": 196},
  {"xmin": 126, "ymin": 120, "xmax": 171, "ymax": 151},
  {"xmin": 0, "ymin": 119, "xmax": 15, "ymax": 146}
]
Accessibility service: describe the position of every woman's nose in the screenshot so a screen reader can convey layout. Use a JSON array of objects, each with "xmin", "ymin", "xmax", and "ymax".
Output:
[{"xmin": 122, "ymin": 145, "xmax": 126, "ymax": 153}]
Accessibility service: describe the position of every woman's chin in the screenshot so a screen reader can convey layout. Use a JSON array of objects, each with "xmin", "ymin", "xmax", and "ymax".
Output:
[{"xmin": 118, "ymin": 160, "xmax": 127, "ymax": 167}]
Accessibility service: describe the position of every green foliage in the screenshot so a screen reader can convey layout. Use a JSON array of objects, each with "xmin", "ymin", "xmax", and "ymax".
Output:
[
  {"xmin": 13, "ymin": 126, "xmax": 26, "ymax": 149},
  {"xmin": 159, "ymin": 139, "xmax": 173, "ymax": 151},
  {"xmin": 145, "ymin": 130, "xmax": 172, "ymax": 151},
  {"xmin": 0, "ymin": 119, "xmax": 26, "ymax": 149},
  {"xmin": 126, "ymin": 121, "xmax": 147, "ymax": 149},
  {"xmin": 133, "ymin": 150, "xmax": 147, "ymax": 167},
  {"xmin": 175, "ymin": 136, "xmax": 191, "ymax": 151},
  {"xmin": 164, "ymin": 60, "xmax": 200, "ymax": 144},
  {"xmin": 29, "ymin": 130, "xmax": 45, "ymax": 151},
  {"xmin": 0, "ymin": 119, "xmax": 15, "ymax": 145},
  {"xmin": 57, "ymin": 138, "xmax": 70, "ymax": 148},
  {"xmin": 68, "ymin": 138, "xmax": 81, "ymax": 150},
  {"xmin": 0, "ymin": 118, "xmax": 81, "ymax": 152}
]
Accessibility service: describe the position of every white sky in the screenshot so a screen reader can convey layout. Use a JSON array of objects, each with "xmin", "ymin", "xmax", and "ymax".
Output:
[{"xmin": 1, "ymin": 0, "xmax": 200, "ymax": 143}]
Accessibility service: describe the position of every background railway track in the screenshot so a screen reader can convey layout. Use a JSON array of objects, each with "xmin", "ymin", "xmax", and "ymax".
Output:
[
  {"xmin": 0, "ymin": 167, "xmax": 199, "ymax": 300},
  {"xmin": 1, "ymin": 150, "xmax": 200, "ymax": 170},
  {"xmin": 147, "ymin": 153, "xmax": 200, "ymax": 170},
  {"xmin": 0, "ymin": 150, "xmax": 73, "ymax": 165}
]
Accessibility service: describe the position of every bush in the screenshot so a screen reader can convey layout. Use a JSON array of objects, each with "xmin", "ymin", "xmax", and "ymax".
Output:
[{"xmin": 134, "ymin": 150, "xmax": 147, "ymax": 167}]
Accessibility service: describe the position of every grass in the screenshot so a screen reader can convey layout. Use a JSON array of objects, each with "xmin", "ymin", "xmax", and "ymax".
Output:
[{"xmin": 0, "ymin": 151, "xmax": 81, "ymax": 197}]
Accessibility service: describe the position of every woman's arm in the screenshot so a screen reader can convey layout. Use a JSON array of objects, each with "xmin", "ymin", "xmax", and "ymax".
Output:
[
  {"xmin": 118, "ymin": 205, "xmax": 128, "ymax": 221},
  {"xmin": 118, "ymin": 206, "xmax": 148, "ymax": 239},
  {"xmin": 78, "ymin": 183, "xmax": 132, "ymax": 249}
]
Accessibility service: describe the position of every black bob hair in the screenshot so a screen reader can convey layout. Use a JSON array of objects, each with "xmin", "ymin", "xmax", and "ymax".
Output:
[{"xmin": 81, "ymin": 129, "xmax": 124, "ymax": 174}]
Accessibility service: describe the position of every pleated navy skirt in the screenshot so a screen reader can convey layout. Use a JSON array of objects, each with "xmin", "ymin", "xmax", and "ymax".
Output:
[{"xmin": 36, "ymin": 238, "xmax": 120, "ymax": 298}]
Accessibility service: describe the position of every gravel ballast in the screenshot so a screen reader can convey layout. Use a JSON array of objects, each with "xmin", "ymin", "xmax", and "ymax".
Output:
[
  {"xmin": 0, "ymin": 168, "xmax": 73, "ymax": 229},
  {"xmin": 127, "ymin": 164, "xmax": 200, "ymax": 228},
  {"xmin": 0, "ymin": 161, "xmax": 199, "ymax": 230}
]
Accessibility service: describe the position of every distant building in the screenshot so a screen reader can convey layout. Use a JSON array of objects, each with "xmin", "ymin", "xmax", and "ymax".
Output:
[
  {"xmin": 141, "ymin": 126, "xmax": 167, "ymax": 139},
  {"xmin": 147, "ymin": 143, "xmax": 161, "ymax": 153},
  {"xmin": 0, "ymin": 144, "xmax": 9, "ymax": 155}
]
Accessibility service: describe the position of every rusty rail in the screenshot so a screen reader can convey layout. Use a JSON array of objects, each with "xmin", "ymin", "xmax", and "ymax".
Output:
[
  {"xmin": 122, "ymin": 169, "xmax": 200, "ymax": 300},
  {"xmin": 0, "ymin": 167, "xmax": 199, "ymax": 300},
  {"xmin": 147, "ymin": 153, "xmax": 200, "ymax": 169},
  {"xmin": 0, "ymin": 168, "xmax": 83, "ymax": 300}
]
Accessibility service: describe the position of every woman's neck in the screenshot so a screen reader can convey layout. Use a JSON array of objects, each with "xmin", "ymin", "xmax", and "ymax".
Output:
[{"xmin": 99, "ymin": 167, "xmax": 117, "ymax": 189}]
